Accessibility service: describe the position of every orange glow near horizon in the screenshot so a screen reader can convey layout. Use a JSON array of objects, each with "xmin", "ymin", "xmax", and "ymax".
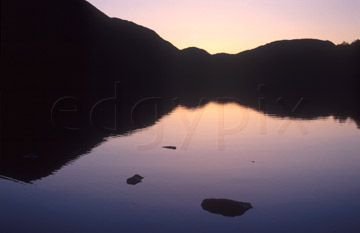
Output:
[
  {"xmin": 87, "ymin": 0, "xmax": 360, "ymax": 54},
  {"xmin": 125, "ymin": 102, "xmax": 359, "ymax": 152}
]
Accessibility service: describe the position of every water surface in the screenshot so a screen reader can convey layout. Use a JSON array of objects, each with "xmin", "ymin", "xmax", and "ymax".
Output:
[{"xmin": 1, "ymin": 103, "xmax": 360, "ymax": 233}]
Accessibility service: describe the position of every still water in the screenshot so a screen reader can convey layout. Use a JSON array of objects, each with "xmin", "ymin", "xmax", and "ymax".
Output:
[{"xmin": 1, "ymin": 103, "xmax": 360, "ymax": 233}]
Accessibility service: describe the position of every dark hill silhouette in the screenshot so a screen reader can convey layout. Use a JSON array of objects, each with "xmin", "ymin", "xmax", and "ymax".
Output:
[
  {"xmin": 1, "ymin": 0, "xmax": 178, "ymax": 94},
  {"xmin": 180, "ymin": 47, "xmax": 211, "ymax": 56},
  {"xmin": 0, "ymin": 0, "xmax": 359, "ymax": 182}
]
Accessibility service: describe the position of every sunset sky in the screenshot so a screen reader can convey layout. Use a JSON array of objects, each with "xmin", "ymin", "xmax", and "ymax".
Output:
[{"xmin": 87, "ymin": 0, "xmax": 360, "ymax": 54}]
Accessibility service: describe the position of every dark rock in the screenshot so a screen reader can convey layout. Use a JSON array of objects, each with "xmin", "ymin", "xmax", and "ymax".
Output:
[
  {"xmin": 201, "ymin": 198, "xmax": 253, "ymax": 217},
  {"xmin": 126, "ymin": 174, "xmax": 144, "ymax": 185},
  {"xmin": 162, "ymin": 146, "xmax": 177, "ymax": 150},
  {"xmin": 23, "ymin": 154, "xmax": 39, "ymax": 159}
]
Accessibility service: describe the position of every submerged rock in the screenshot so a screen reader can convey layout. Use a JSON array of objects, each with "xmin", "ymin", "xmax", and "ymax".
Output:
[
  {"xmin": 23, "ymin": 154, "xmax": 39, "ymax": 159},
  {"xmin": 162, "ymin": 146, "xmax": 177, "ymax": 150},
  {"xmin": 126, "ymin": 174, "xmax": 144, "ymax": 185},
  {"xmin": 201, "ymin": 198, "xmax": 253, "ymax": 217}
]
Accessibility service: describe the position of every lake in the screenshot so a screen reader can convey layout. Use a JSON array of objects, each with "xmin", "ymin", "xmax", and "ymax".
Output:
[{"xmin": 1, "ymin": 102, "xmax": 360, "ymax": 233}]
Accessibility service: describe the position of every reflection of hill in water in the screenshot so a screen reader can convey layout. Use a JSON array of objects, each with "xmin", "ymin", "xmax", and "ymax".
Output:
[{"xmin": 1, "ymin": 0, "xmax": 359, "ymax": 182}]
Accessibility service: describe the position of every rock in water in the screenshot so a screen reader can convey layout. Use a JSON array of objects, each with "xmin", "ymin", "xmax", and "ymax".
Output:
[
  {"xmin": 201, "ymin": 198, "xmax": 253, "ymax": 217},
  {"xmin": 162, "ymin": 146, "xmax": 177, "ymax": 150},
  {"xmin": 23, "ymin": 154, "xmax": 39, "ymax": 159},
  {"xmin": 126, "ymin": 174, "xmax": 144, "ymax": 185}
]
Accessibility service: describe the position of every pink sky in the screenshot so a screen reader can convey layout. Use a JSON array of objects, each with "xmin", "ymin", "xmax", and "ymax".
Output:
[{"xmin": 87, "ymin": 0, "xmax": 360, "ymax": 54}]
